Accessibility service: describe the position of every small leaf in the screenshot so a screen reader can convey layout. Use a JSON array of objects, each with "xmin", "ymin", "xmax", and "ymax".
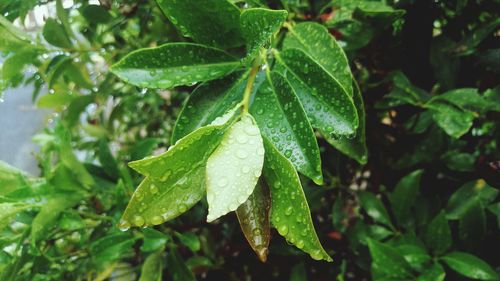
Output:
[
  {"xmin": 441, "ymin": 252, "xmax": 499, "ymax": 280},
  {"xmin": 139, "ymin": 251, "xmax": 164, "ymax": 281},
  {"xmin": 322, "ymin": 81, "xmax": 367, "ymax": 164},
  {"xmin": 367, "ymin": 239, "xmax": 414, "ymax": 281},
  {"xmin": 251, "ymin": 71, "xmax": 322, "ymax": 184},
  {"xmin": 175, "ymin": 232, "xmax": 201, "ymax": 252},
  {"xmin": 141, "ymin": 228, "xmax": 170, "ymax": 253},
  {"xmin": 166, "ymin": 248, "xmax": 196, "ymax": 281},
  {"xmin": 236, "ymin": 181, "xmax": 271, "ymax": 262},
  {"xmin": 240, "ymin": 8, "xmax": 287, "ymax": 58},
  {"xmin": 42, "ymin": 18, "xmax": 72, "ymax": 48},
  {"xmin": 424, "ymin": 211, "xmax": 451, "ymax": 255},
  {"xmin": 172, "ymin": 71, "xmax": 251, "ymax": 142},
  {"xmin": 427, "ymin": 100, "xmax": 474, "ymax": 138},
  {"xmin": 120, "ymin": 108, "xmax": 238, "ymax": 228},
  {"xmin": 110, "ymin": 43, "xmax": 241, "ymax": 89},
  {"xmin": 358, "ymin": 191, "xmax": 394, "ymax": 228},
  {"xmin": 90, "ymin": 232, "xmax": 137, "ymax": 269},
  {"xmin": 283, "ymin": 22, "xmax": 353, "ymax": 97},
  {"xmin": 156, "ymin": 0, "xmax": 243, "ymax": 48},
  {"xmin": 417, "ymin": 262, "xmax": 446, "ymax": 281},
  {"xmin": 263, "ymin": 138, "xmax": 332, "ymax": 262},
  {"xmin": 388, "ymin": 170, "xmax": 423, "ymax": 225},
  {"xmin": 276, "ymin": 48, "xmax": 358, "ymax": 136},
  {"xmin": 206, "ymin": 114, "xmax": 264, "ymax": 222}
]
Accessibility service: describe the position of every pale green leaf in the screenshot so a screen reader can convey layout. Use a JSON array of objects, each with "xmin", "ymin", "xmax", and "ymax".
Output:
[
  {"xmin": 110, "ymin": 43, "xmax": 241, "ymax": 89},
  {"xmin": 206, "ymin": 113, "xmax": 264, "ymax": 222}
]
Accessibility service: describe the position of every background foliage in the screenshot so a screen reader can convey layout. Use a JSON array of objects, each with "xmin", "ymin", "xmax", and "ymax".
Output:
[{"xmin": 1, "ymin": 0, "xmax": 499, "ymax": 280}]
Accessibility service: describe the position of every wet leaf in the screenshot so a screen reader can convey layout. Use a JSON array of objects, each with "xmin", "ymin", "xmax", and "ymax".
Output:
[
  {"xmin": 424, "ymin": 211, "xmax": 451, "ymax": 255},
  {"xmin": 206, "ymin": 114, "xmax": 264, "ymax": 222},
  {"xmin": 139, "ymin": 251, "xmax": 164, "ymax": 281},
  {"xmin": 120, "ymin": 108, "xmax": 239, "ymax": 228},
  {"xmin": 240, "ymin": 8, "xmax": 287, "ymax": 58},
  {"xmin": 427, "ymin": 100, "xmax": 474, "ymax": 138},
  {"xmin": 283, "ymin": 22, "xmax": 353, "ymax": 97},
  {"xmin": 446, "ymin": 180, "xmax": 498, "ymax": 220},
  {"xmin": 251, "ymin": 71, "xmax": 322, "ymax": 184},
  {"xmin": 441, "ymin": 252, "xmax": 499, "ymax": 280},
  {"xmin": 276, "ymin": 48, "xmax": 358, "ymax": 137},
  {"xmin": 417, "ymin": 262, "xmax": 446, "ymax": 281},
  {"xmin": 156, "ymin": 0, "xmax": 243, "ymax": 48},
  {"xmin": 388, "ymin": 170, "xmax": 423, "ymax": 225},
  {"xmin": 236, "ymin": 181, "xmax": 271, "ymax": 262},
  {"xmin": 322, "ymin": 81, "xmax": 367, "ymax": 164},
  {"xmin": 110, "ymin": 43, "xmax": 241, "ymax": 89},
  {"xmin": 263, "ymin": 138, "xmax": 332, "ymax": 262},
  {"xmin": 175, "ymin": 232, "xmax": 201, "ymax": 252},
  {"xmin": 358, "ymin": 191, "xmax": 394, "ymax": 228}
]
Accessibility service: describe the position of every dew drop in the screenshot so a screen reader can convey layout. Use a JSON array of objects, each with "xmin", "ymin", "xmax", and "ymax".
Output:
[
  {"xmin": 236, "ymin": 149, "xmax": 248, "ymax": 159},
  {"xmin": 150, "ymin": 184, "xmax": 158, "ymax": 194},
  {"xmin": 178, "ymin": 204, "xmax": 188, "ymax": 213},
  {"xmin": 118, "ymin": 220, "xmax": 130, "ymax": 231},
  {"xmin": 218, "ymin": 177, "xmax": 228, "ymax": 187},
  {"xmin": 253, "ymin": 228, "xmax": 262, "ymax": 236},
  {"xmin": 278, "ymin": 225, "xmax": 289, "ymax": 235},
  {"xmin": 285, "ymin": 206, "xmax": 293, "ymax": 216},
  {"xmin": 151, "ymin": 216, "xmax": 163, "ymax": 225},
  {"xmin": 133, "ymin": 215, "xmax": 145, "ymax": 227}
]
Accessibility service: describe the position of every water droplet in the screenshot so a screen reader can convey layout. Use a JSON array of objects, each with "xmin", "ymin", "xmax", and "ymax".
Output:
[
  {"xmin": 236, "ymin": 149, "xmax": 248, "ymax": 159},
  {"xmin": 151, "ymin": 216, "xmax": 163, "ymax": 225},
  {"xmin": 296, "ymin": 240, "xmax": 305, "ymax": 249},
  {"xmin": 242, "ymin": 166, "xmax": 250, "ymax": 173},
  {"xmin": 244, "ymin": 125, "xmax": 259, "ymax": 136},
  {"xmin": 118, "ymin": 220, "xmax": 130, "ymax": 231},
  {"xmin": 218, "ymin": 177, "xmax": 228, "ymax": 187},
  {"xmin": 236, "ymin": 135, "xmax": 248, "ymax": 144},
  {"xmin": 150, "ymin": 184, "xmax": 158, "ymax": 194},
  {"xmin": 237, "ymin": 195, "xmax": 247, "ymax": 204},
  {"xmin": 178, "ymin": 204, "xmax": 188, "ymax": 213},
  {"xmin": 253, "ymin": 228, "xmax": 262, "ymax": 236},
  {"xmin": 285, "ymin": 206, "xmax": 293, "ymax": 216},
  {"xmin": 310, "ymin": 250, "xmax": 323, "ymax": 260},
  {"xmin": 253, "ymin": 169, "xmax": 261, "ymax": 177},
  {"xmin": 133, "ymin": 215, "xmax": 145, "ymax": 227},
  {"xmin": 278, "ymin": 225, "xmax": 288, "ymax": 235}
]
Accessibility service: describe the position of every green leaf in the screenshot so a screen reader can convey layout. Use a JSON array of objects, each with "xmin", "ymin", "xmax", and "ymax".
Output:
[
  {"xmin": 0, "ymin": 160, "xmax": 30, "ymax": 196},
  {"xmin": 175, "ymin": 232, "xmax": 201, "ymax": 252},
  {"xmin": 42, "ymin": 18, "xmax": 72, "ymax": 48},
  {"xmin": 31, "ymin": 194, "xmax": 82, "ymax": 244},
  {"xmin": 56, "ymin": 0, "xmax": 75, "ymax": 39},
  {"xmin": 417, "ymin": 263, "xmax": 446, "ymax": 281},
  {"xmin": 358, "ymin": 191, "xmax": 394, "ymax": 228},
  {"xmin": 79, "ymin": 5, "xmax": 112, "ymax": 24},
  {"xmin": 322, "ymin": 81, "xmax": 367, "ymax": 164},
  {"xmin": 430, "ymin": 88, "xmax": 488, "ymax": 113},
  {"xmin": 388, "ymin": 170, "xmax": 423, "ymax": 225},
  {"xmin": 156, "ymin": 0, "xmax": 243, "ymax": 48},
  {"xmin": 446, "ymin": 180, "xmax": 499, "ymax": 220},
  {"xmin": 283, "ymin": 22, "xmax": 353, "ymax": 97},
  {"xmin": 139, "ymin": 251, "xmax": 164, "ymax": 281},
  {"xmin": 172, "ymin": 71, "xmax": 250, "ymax": 143},
  {"xmin": 2, "ymin": 48, "xmax": 38, "ymax": 87},
  {"xmin": 459, "ymin": 198, "xmax": 486, "ymax": 243},
  {"xmin": 0, "ymin": 16, "xmax": 33, "ymax": 52},
  {"xmin": 263, "ymin": 138, "xmax": 332, "ymax": 262},
  {"xmin": 0, "ymin": 203, "xmax": 31, "ymax": 231},
  {"xmin": 441, "ymin": 252, "xmax": 500, "ymax": 280},
  {"xmin": 236, "ymin": 181, "xmax": 271, "ymax": 262},
  {"xmin": 130, "ymin": 138, "xmax": 161, "ymax": 161},
  {"xmin": 367, "ymin": 239, "xmax": 414, "ymax": 281},
  {"xmin": 206, "ymin": 113, "xmax": 264, "ymax": 222},
  {"xmin": 427, "ymin": 100, "xmax": 474, "ymax": 138},
  {"xmin": 424, "ymin": 211, "xmax": 451, "ymax": 255},
  {"xmin": 276, "ymin": 48, "xmax": 358, "ymax": 137},
  {"xmin": 141, "ymin": 228, "xmax": 170, "ymax": 253},
  {"xmin": 441, "ymin": 151, "xmax": 475, "ymax": 172},
  {"xmin": 90, "ymin": 232, "xmax": 137, "ymax": 269},
  {"xmin": 120, "ymin": 108, "xmax": 238, "ymax": 228},
  {"xmin": 396, "ymin": 244, "xmax": 431, "ymax": 272},
  {"xmin": 98, "ymin": 139, "xmax": 119, "ymax": 180},
  {"xmin": 240, "ymin": 8, "xmax": 287, "ymax": 58},
  {"xmin": 166, "ymin": 248, "xmax": 196, "ymax": 281},
  {"xmin": 251, "ymin": 71, "xmax": 322, "ymax": 184},
  {"xmin": 110, "ymin": 43, "xmax": 241, "ymax": 89}
]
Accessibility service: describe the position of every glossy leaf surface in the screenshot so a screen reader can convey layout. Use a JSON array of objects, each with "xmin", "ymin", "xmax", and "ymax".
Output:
[
  {"xmin": 424, "ymin": 211, "xmax": 451, "ymax": 255},
  {"xmin": 263, "ymin": 138, "xmax": 332, "ymax": 262},
  {"xmin": 427, "ymin": 100, "xmax": 474, "ymax": 138},
  {"xmin": 358, "ymin": 191, "xmax": 393, "ymax": 228},
  {"xmin": 251, "ymin": 71, "xmax": 322, "ymax": 183},
  {"xmin": 236, "ymin": 181, "xmax": 271, "ymax": 262},
  {"xmin": 110, "ymin": 43, "xmax": 241, "ymax": 89},
  {"xmin": 240, "ymin": 8, "xmax": 287, "ymax": 58},
  {"xmin": 156, "ymin": 0, "xmax": 243, "ymax": 48},
  {"xmin": 417, "ymin": 263, "xmax": 446, "ymax": 281},
  {"xmin": 276, "ymin": 48, "xmax": 358, "ymax": 136},
  {"xmin": 283, "ymin": 22, "xmax": 353, "ymax": 97},
  {"xmin": 322, "ymin": 81, "xmax": 367, "ymax": 164},
  {"xmin": 441, "ymin": 252, "xmax": 500, "ymax": 280},
  {"xmin": 389, "ymin": 169, "xmax": 423, "ymax": 225},
  {"xmin": 367, "ymin": 239, "xmax": 414, "ymax": 281},
  {"xmin": 206, "ymin": 114, "xmax": 264, "ymax": 222},
  {"xmin": 120, "ymin": 109, "xmax": 238, "ymax": 228},
  {"xmin": 139, "ymin": 251, "xmax": 163, "ymax": 281}
]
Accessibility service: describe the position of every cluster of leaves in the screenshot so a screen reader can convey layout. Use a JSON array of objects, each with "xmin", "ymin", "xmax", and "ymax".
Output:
[{"xmin": 0, "ymin": 0, "xmax": 499, "ymax": 280}]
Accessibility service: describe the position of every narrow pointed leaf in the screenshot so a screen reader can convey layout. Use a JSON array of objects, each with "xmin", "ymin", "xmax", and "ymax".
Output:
[
  {"xmin": 110, "ymin": 43, "xmax": 241, "ymax": 89},
  {"xmin": 276, "ymin": 49, "xmax": 358, "ymax": 136},
  {"xmin": 172, "ymin": 72, "xmax": 248, "ymax": 143},
  {"xmin": 263, "ymin": 138, "xmax": 332, "ymax": 262},
  {"xmin": 206, "ymin": 114, "xmax": 264, "ymax": 222},
  {"xmin": 120, "ymin": 109, "xmax": 239, "ymax": 228},
  {"xmin": 251, "ymin": 71, "xmax": 322, "ymax": 184},
  {"xmin": 236, "ymin": 181, "xmax": 271, "ymax": 262},
  {"xmin": 240, "ymin": 8, "xmax": 287, "ymax": 58},
  {"xmin": 441, "ymin": 252, "xmax": 499, "ymax": 280},
  {"xmin": 283, "ymin": 22, "xmax": 353, "ymax": 97},
  {"xmin": 156, "ymin": 0, "xmax": 243, "ymax": 48},
  {"xmin": 322, "ymin": 81, "xmax": 367, "ymax": 164}
]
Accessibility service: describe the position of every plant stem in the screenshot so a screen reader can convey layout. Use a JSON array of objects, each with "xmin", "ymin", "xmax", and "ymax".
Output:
[{"xmin": 241, "ymin": 55, "xmax": 262, "ymax": 114}]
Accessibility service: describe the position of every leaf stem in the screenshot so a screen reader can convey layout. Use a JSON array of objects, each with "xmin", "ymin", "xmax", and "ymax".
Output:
[{"xmin": 241, "ymin": 55, "xmax": 262, "ymax": 114}]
